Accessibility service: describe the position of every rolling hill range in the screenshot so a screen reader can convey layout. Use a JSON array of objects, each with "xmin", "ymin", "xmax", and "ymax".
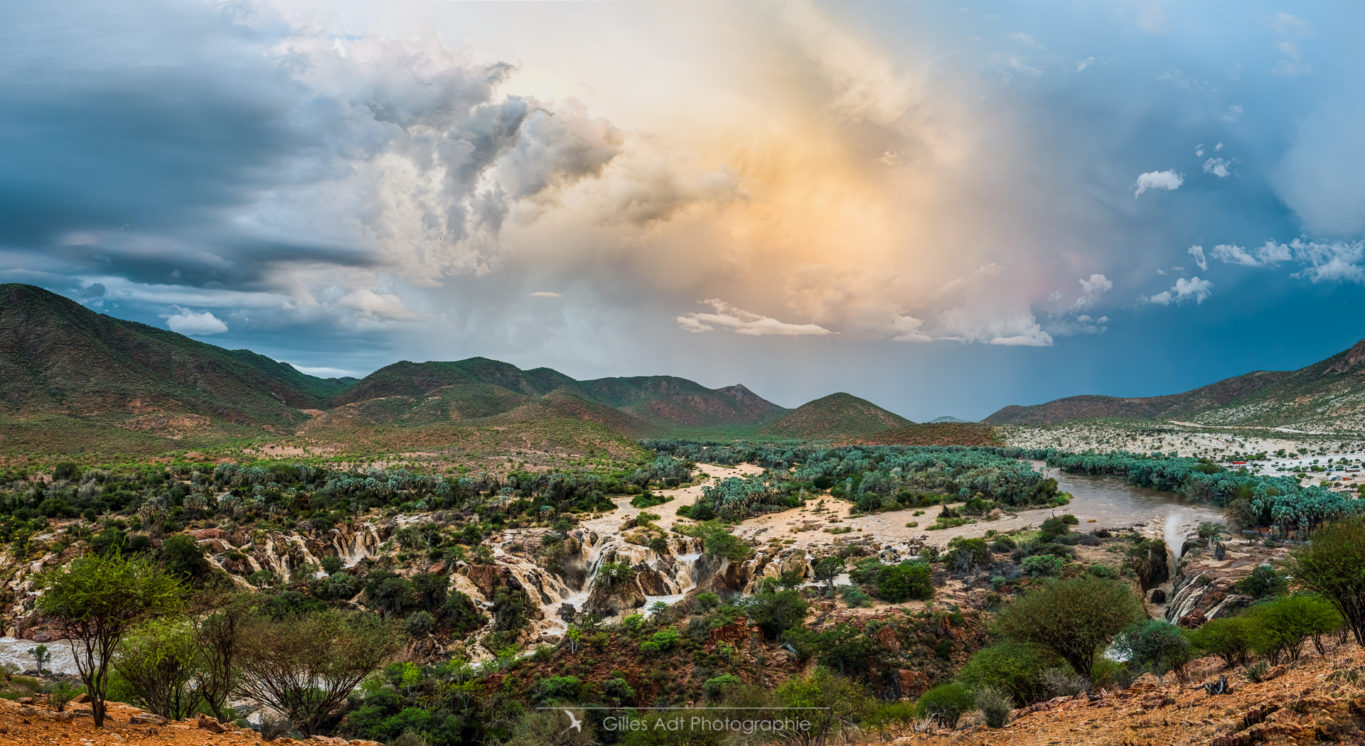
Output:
[
  {"xmin": 0, "ymin": 284, "xmax": 982, "ymax": 454},
  {"xmin": 986, "ymin": 338, "xmax": 1365, "ymax": 432}
]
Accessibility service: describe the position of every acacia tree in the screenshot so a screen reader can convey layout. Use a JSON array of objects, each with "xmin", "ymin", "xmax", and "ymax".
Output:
[
  {"xmin": 38, "ymin": 552, "xmax": 183, "ymax": 727},
  {"xmin": 113, "ymin": 618, "xmax": 200, "ymax": 719},
  {"xmin": 235, "ymin": 609, "xmax": 398, "ymax": 734},
  {"xmin": 993, "ymin": 576, "xmax": 1144, "ymax": 679},
  {"xmin": 193, "ymin": 594, "xmax": 253, "ymax": 721},
  {"xmin": 1287, "ymin": 517, "xmax": 1365, "ymax": 646}
]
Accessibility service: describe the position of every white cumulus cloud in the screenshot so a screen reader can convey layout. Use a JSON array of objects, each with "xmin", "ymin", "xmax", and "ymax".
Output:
[
  {"xmin": 165, "ymin": 308, "xmax": 228, "ymax": 335},
  {"xmin": 1133, "ymin": 169, "xmax": 1183, "ymax": 197},
  {"xmin": 1203, "ymin": 157, "xmax": 1233, "ymax": 178},
  {"xmin": 1146, "ymin": 276, "xmax": 1212, "ymax": 305}
]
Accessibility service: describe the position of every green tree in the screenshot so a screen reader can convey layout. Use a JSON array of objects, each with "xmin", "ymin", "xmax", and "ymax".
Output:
[
  {"xmin": 993, "ymin": 576, "xmax": 1143, "ymax": 679},
  {"xmin": 235, "ymin": 610, "xmax": 399, "ymax": 734},
  {"xmin": 38, "ymin": 552, "xmax": 183, "ymax": 727},
  {"xmin": 1286, "ymin": 517, "xmax": 1365, "ymax": 645},
  {"xmin": 1187, "ymin": 616, "xmax": 1257, "ymax": 668},
  {"xmin": 957, "ymin": 641, "xmax": 1062, "ymax": 705},
  {"xmin": 113, "ymin": 617, "xmax": 201, "ymax": 719},
  {"xmin": 160, "ymin": 534, "xmax": 210, "ymax": 583},
  {"xmin": 875, "ymin": 562, "xmax": 933, "ymax": 602},
  {"xmin": 743, "ymin": 588, "xmax": 808, "ymax": 639},
  {"xmin": 193, "ymin": 594, "xmax": 251, "ymax": 722},
  {"xmin": 1112, "ymin": 620, "xmax": 1191, "ymax": 682}
]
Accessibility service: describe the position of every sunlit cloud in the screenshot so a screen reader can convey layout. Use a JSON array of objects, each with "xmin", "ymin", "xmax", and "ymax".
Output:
[{"xmin": 676, "ymin": 299, "xmax": 833, "ymax": 337}]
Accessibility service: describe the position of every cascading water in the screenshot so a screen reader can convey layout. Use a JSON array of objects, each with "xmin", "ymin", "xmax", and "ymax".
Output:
[{"xmin": 1164, "ymin": 510, "xmax": 1187, "ymax": 562}]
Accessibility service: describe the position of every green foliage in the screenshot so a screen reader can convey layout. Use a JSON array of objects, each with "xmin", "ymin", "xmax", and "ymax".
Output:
[
  {"xmin": 704, "ymin": 673, "xmax": 741, "ymax": 700},
  {"xmin": 533, "ymin": 675, "xmax": 583, "ymax": 704},
  {"xmin": 993, "ymin": 576, "xmax": 1144, "ymax": 678},
  {"xmin": 37, "ymin": 551, "xmax": 184, "ymax": 727},
  {"xmin": 1287, "ymin": 517, "xmax": 1365, "ymax": 646},
  {"xmin": 595, "ymin": 561, "xmax": 636, "ymax": 588},
  {"xmin": 1233, "ymin": 564, "xmax": 1287, "ymax": 600},
  {"xmin": 1188, "ymin": 616, "xmax": 1257, "ymax": 668},
  {"xmin": 159, "ymin": 534, "xmax": 210, "ymax": 583},
  {"xmin": 957, "ymin": 642, "xmax": 1062, "ymax": 705},
  {"xmin": 638, "ymin": 627, "xmax": 680, "ymax": 655},
  {"xmin": 113, "ymin": 617, "xmax": 202, "ymax": 720},
  {"xmin": 742, "ymin": 589, "xmax": 809, "ymax": 639},
  {"xmin": 700, "ymin": 527, "xmax": 752, "ymax": 562},
  {"xmin": 873, "ymin": 562, "xmax": 934, "ymax": 602},
  {"xmin": 235, "ymin": 609, "xmax": 400, "ymax": 735},
  {"xmin": 1112, "ymin": 620, "xmax": 1191, "ymax": 681},
  {"xmin": 1245, "ymin": 594, "xmax": 1343, "ymax": 663},
  {"xmin": 1022, "ymin": 554, "xmax": 1064, "ymax": 578},
  {"xmin": 918, "ymin": 682, "xmax": 975, "ymax": 728}
]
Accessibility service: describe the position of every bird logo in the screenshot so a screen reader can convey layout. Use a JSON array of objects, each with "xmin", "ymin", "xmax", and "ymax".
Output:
[{"xmin": 561, "ymin": 709, "xmax": 583, "ymax": 734}]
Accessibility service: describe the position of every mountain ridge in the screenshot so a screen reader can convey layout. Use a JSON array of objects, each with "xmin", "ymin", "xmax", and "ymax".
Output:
[
  {"xmin": 0, "ymin": 284, "xmax": 948, "ymax": 451},
  {"xmin": 985, "ymin": 338, "xmax": 1365, "ymax": 431}
]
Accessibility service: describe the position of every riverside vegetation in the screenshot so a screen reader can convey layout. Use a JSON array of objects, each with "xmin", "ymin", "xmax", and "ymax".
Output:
[{"xmin": 2, "ymin": 441, "xmax": 1365, "ymax": 744}]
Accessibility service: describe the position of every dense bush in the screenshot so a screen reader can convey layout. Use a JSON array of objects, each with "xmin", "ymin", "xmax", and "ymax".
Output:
[
  {"xmin": 957, "ymin": 642, "xmax": 1063, "ymax": 705},
  {"xmin": 918, "ymin": 682, "xmax": 975, "ymax": 728},
  {"xmin": 1188, "ymin": 617, "xmax": 1257, "ymax": 668},
  {"xmin": 993, "ymin": 576, "xmax": 1144, "ymax": 678}
]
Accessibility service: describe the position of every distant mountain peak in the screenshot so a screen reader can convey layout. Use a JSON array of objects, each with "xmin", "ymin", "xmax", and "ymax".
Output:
[
  {"xmin": 987, "ymin": 337, "xmax": 1365, "ymax": 430},
  {"xmin": 1326, "ymin": 339, "xmax": 1365, "ymax": 374}
]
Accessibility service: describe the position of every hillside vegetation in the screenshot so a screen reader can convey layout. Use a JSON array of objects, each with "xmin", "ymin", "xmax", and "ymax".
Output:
[
  {"xmin": 0, "ymin": 284, "xmax": 961, "ymax": 457},
  {"xmin": 987, "ymin": 339, "xmax": 1365, "ymax": 433}
]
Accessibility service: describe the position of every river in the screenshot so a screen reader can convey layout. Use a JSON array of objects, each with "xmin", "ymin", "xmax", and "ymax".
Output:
[{"xmin": 0, "ymin": 637, "xmax": 78, "ymax": 675}]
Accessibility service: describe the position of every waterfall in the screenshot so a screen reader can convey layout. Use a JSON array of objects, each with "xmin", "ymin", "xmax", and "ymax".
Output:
[{"xmin": 1164, "ymin": 510, "xmax": 1186, "ymax": 562}]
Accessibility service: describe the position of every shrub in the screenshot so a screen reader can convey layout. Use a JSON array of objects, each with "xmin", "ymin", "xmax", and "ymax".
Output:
[
  {"xmin": 1232, "ymin": 565, "xmax": 1286, "ymax": 600},
  {"xmin": 1042, "ymin": 667, "xmax": 1087, "ymax": 697},
  {"xmin": 957, "ymin": 642, "xmax": 1061, "ymax": 705},
  {"xmin": 1287, "ymin": 517, "xmax": 1365, "ymax": 646},
  {"xmin": 702, "ymin": 529, "xmax": 752, "ymax": 562},
  {"xmin": 639, "ymin": 628, "xmax": 680, "ymax": 655},
  {"xmin": 1244, "ymin": 661, "xmax": 1269, "ymax": 683},
  {"xmin": 692, "ymin": 592, "xmax": 721, "ymax": 612},
  {"xmin": 1112, "ymin": 620, "xmax": 1191, "ymax": 682},
  {"xmin": 603, "ymin": 677, "xmax": 636, "ymax": 704},
  {"xmin": 112, "ymin": 617, "xmax": 200, "ymax": 720},
  {"xmin": 704, "ymin": 673, "xmax": 741, "ymax": 700},
  {"xmin": 975, "ymin": 686, "xmax": 1012, "ymax": 728},
  {"xmin": 1188, "ymin": 617, "xmax": 1257, "ymax": 668},
  {"xmin": 534, "ymin": 675, "xmax": 583, "ymax": 704},
  {"xmin": 839, "ymin": 586, "xmax": 873, "ymax": 608},
  {"xmin": 875, "ymin": 562, "xmax": 933, "ymax": 602},
  {"xmin": 743, "ymin": 589, "xmax": 808, "ymax": 639},
  {"xmin": 993, "ymin": 576, "xmax": 1144, "ymax": 678},
  {"xmin": 404, "ymin": 611, "xmax": 436, "ymax": 638},
  {"xmin": 44, "ymin": 681, "xmax": 82, "ymax": 712},
  {"xmin": 1246, "ymin": 594, "xmax": 1343, "ymax": 663},
  {"xmin": 235, "ymin": 610, "xmax": 400, "ymax": 734},
  {"xmin": 918, "ymin": 682, "xmax": 975, "ymax": 728},
  {"xmin": 1022, "ymin": 554, "xmax": 1063, "ymax": 578}
]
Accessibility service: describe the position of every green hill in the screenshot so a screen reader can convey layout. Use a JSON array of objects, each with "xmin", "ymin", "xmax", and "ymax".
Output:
[
  {"xmin": 0, "ymin": 283, "xmax": 350, "ymax": 428},
  {"xmin": 985, "ymin": 339, "xmax": 1365, "ymax": 432},
  {"xmin": 759, "ymin": 392, "xmax": 911, "ymax": 439},
  {"xmin": 0, "ymin": 284, "xmax": 937, "ymax": 454}
]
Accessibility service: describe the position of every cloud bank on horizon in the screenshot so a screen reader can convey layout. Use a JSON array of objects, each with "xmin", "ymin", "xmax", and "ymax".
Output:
[{"xmin": 2, "ymin": 0, "xmax": 1364, "ymax": 419}]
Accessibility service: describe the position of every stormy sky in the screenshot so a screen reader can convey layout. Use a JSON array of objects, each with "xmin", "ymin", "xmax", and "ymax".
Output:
[{"xmin": 4, "ymin": 0, "xmax": 1365, "ymax": 420}]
